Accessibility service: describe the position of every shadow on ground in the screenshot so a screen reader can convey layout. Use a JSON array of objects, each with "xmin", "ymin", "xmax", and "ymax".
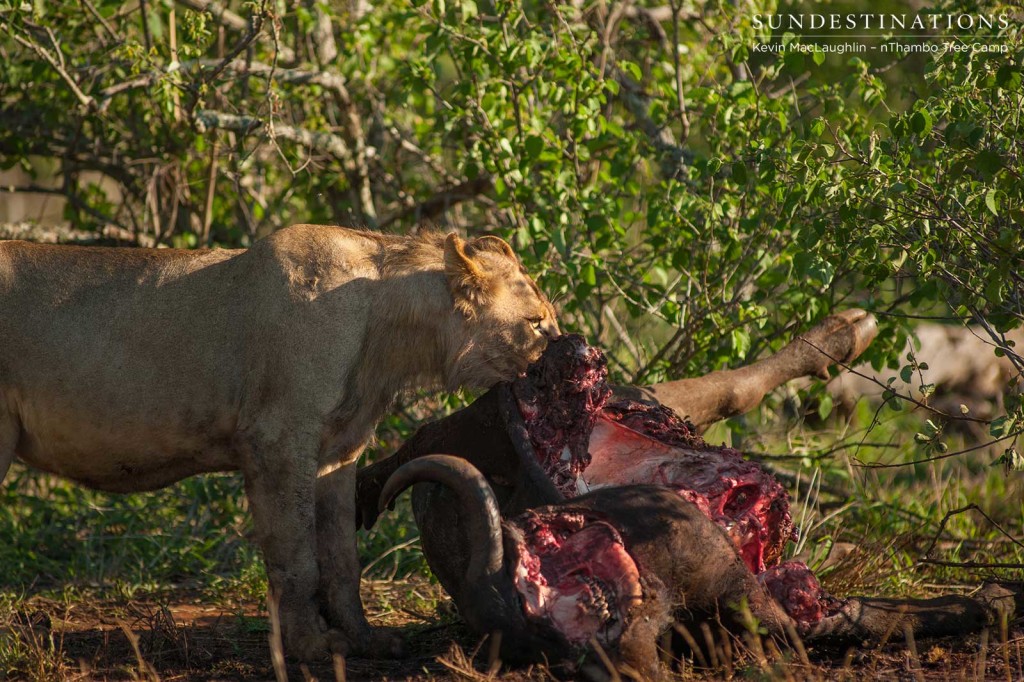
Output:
[{"xmin": 3, "ymin": 577, "xmax": 1022, "ymax": 681}]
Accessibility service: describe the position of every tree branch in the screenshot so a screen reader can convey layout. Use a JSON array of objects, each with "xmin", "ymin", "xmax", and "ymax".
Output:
[
  {"xmin": 378, "ymin": 176, "xmax": 493, "ymax": 229},
  {"xmin": 1, "ymin": 185, "xmax": 129, "ymax": 233},
  {"xmin": 611, "ymin": 67, "xmax": 691, "ymax": 178},
  {"xmin": 209, "ymin": 61, "xmax": 377, "ymax": 223},
  {"xmin": 196, "ymin": 13, "xmax": 268, "ymax": 91},
  {"xmin": 172, "ymin": 0, "xmax": 295, "ymax": 62},
  {"xmin": 194, "ymin": 110, "xmax": 352, "ymax": 161},
  {"xmin": 4, "ymin": 26, "xmax": 94, "ymax": 109},
  {"xmin": 207, "ymin": 59, "xmax": 349, "ymax": 98},
  {"xmin": 80, "ymin": 0, "xmax": 119, "ymax": 43}
]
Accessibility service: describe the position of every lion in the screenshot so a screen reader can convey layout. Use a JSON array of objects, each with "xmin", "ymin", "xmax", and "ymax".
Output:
[{"xmin": 0, "ymin": 224, "xmax": 559, "ymax": 660}]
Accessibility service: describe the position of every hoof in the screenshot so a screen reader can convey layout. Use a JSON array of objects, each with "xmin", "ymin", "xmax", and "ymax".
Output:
[
  {"xmin": 799, "ymin": 309, "xmax": 879, "ymax": 379},
  {"xmin": 830, "ymin": 308, "xmax": 879, "ymax": 364},
  {"xmin": 977, "ymin": 581, "xmax": 1023, "ymax": 622}
]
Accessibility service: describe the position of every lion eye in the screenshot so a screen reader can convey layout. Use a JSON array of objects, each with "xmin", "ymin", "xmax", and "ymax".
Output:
[{"xmin": 528, "ymin": 317, "xmax": 544, "ymax": 331}]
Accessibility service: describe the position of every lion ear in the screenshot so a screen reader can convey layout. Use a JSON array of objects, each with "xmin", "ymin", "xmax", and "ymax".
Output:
[
  {"xmin": 470, "ymin": 235, "xmax": 517, "ymax": 262},
  {"xmin": 444, "ymin": 233, "xmax": 492, "ymax": 310}
]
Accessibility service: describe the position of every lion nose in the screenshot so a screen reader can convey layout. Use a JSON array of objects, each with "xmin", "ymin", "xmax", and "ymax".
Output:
[{"xmin": 542, "ymin": 320, "xmax": 560, "ymax": 339}]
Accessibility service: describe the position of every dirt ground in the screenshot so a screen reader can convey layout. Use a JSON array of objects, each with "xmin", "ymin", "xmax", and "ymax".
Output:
[{"xmin": 4, "ymin": 576, "xmax": 1022, "ymax": 682}]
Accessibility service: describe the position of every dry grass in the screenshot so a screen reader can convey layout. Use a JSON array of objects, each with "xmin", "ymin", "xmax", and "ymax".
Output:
[{"xmin": 0, "ymin": 576, "xmax": 1020, "ymax": 681}]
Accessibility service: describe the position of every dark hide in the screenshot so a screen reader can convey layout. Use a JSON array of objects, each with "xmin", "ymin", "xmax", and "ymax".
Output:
[
  {"xmin": 376, "ymin": 456, "xmax": 1021, "ymax": 679},
  {"xmin": 356, "ymin": 310, "xmax": 1020, "ymax": 672}
]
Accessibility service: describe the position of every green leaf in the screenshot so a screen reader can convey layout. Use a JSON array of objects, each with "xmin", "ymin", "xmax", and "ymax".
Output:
[
  {"xmin": 620, "ymin": 60, "xmax": 642, "ymax": 81},
  {"xmin": 993, "ymin": 447, "xmax": 1024, "ymax": 474},
  {"xmin": 730, "ymin": 161, "xmax": 748, "ymax": 184},
  {"xmin": 817, "ymin": 393, "xmax": 833, "ymax": 420},
  {"xmin": 976, "ymin": 150, "xmax": 1004, "ymax": 178},
  {"xmin": 910, "ymin": 110, "xmax": 932, "ymax": 136},
  {"xmin": 580, "ymin": 262, "xmax": 596, "ymax": 286},
  {"xmin": 524, "ymin": 135, "xmax": 544, "ymax": 161},
  {"xmin": 990, "ymin": 416, "xmax": 1017, "ymax": 438},
  {"xmin": 783, "ymin": 50, "xmax": 804, "ymax": 71},
  {"xmin": 728, "ymin": 81, "xmax": 753, "ymax": 99},
  {"xmin": 984, "ymin": 188, "xmax": 999, "ymax": 216},
  {"xmin": 730, "ymin": 329, "xmax": 750, "ymax": 359},
  {"xmin": 996, "ymin": 65, "xmax": 1022, "ymax": 90}
]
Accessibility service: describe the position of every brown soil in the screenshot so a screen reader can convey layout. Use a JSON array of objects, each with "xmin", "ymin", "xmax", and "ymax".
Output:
[{"xmin": 4, "ymin": 577, "xmax": 1022, "ymax": 681}]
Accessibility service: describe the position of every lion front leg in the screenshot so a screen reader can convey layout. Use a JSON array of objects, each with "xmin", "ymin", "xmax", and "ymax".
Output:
[
  {"xmin": 316, "ymin": 461, "xmax": 405, "ymax": 658},
  {"xmin": 239, "ymin": 428, "xmax": 347, "ymax": 661}
]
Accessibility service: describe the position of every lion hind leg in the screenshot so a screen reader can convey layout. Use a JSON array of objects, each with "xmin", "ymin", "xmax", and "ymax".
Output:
[{"xmin": 0, "ymin": 407, "xmax": 17, "ymax": 484}]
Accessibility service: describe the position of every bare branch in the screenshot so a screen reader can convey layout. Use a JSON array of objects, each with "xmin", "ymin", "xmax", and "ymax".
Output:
[
  {"xmin": 622, "ymin": 6, "xmax": 700, "ymax": 23},
  {"xmin": 79, "ymin": 0, "xmax": 119, "ymax": 43},
  {"xmin": 305, "ymin": 0, "xmax": 337, "ymax": 66},
  {"xmin": 202, "ymin": 61, "xmax": 377, "ymax": 223},
  {"xmin": 917, "ymin": 559, "xmax": 1024, "ymax": 569},
  {"xmin": 196, "ymin": 12, "xmax": 268, "ymax": 90},
  {"xmin": 853, "ymin": 430, "xmax": 1020, "ymax": 469},
  {"xmin": 603, "ymin": 304, "xmax": 643, "ymax": 368},
  {"xmin": 921, "ymin": 504, "xmax": 1024, "ymax": 562},
  {"xmin": 379, "ymin": 176, "xmax": 493, "ymax": 229},
  {"xmin": 173, "ymin": 0, "xmax": 295, "ymax": 62},
  {"xmin": 667, "ymin": 0, "xmax": 691, "ymax": 140},
  {"xmin": 210, "ymin": 59, "xmax": 348, "ymax": 96},
  {"xmin": 194, "ymin": 109, "xmax": 353, "ymax": 161},
  {"xmin": 611, "ymin": 67, "xmax": 691, "ymax": 178},
  {"xmin": 4, "ymin": 26, "xmax": 94, "ymax": 108},
  {"xmin": 970, "ymin": 309, "xmax": 1024, "ymax": 375}
]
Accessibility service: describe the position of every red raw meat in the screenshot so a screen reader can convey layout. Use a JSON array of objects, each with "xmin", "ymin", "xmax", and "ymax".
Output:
[{"xmin": 512, "ymin": 335, "xmax": 835, "ymax": 625}]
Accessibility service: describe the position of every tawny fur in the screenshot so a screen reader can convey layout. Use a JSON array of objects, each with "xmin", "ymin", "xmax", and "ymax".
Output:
[{"xmin": 0, "ymin": 224, "xmax": 558, "ymax": 660}]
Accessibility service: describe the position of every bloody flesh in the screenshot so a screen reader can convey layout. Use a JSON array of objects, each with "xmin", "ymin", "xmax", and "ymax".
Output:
[
  {"xmin": 511, "ymin": 510, "xmax": 642, "ymax": 646},
  {"xmin": 586, "ymin": 404, "xmax": 795, "ymax": 572},
  {"xmin": 757, "ymin": 561, "xmax": 844, "ymax": 625},
  {"xmin": 511, "ymin": 337, "xmax": 611, "ymax": 494},
  {"xmin": 513, "ymin": 335, "xmax": 839, "ymax": 626}
]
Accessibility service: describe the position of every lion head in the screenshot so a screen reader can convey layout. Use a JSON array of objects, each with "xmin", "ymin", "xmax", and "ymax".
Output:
[{"xmin": 443, "ymin": 233, "xmax": 559, "ymax": 389}]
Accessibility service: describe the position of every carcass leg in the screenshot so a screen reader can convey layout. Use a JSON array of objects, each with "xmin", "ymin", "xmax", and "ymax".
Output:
[{"xmin": 617, "ymin": 310, "xmax": 877, "ymax": 431}]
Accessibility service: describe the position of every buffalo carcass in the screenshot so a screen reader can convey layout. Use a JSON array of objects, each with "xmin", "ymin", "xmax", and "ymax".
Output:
[
  {"xmin": 376, "ymin": 455, "xmax": 1019, "ymax": 678},
  {"xmin": 357, "ymin": 312, "xmax": 877, "ymax": 619},
  {"xmin": 358, "ymin": 309, "xmax": 880, "ymax": 530},
  {"xmin": 357, "ymin": 314, "xmax": 1020, "ymax": 672}
]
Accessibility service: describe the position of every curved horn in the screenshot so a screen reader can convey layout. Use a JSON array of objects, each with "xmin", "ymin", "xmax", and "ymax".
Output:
[
  {"xmin": 497, "ymin": 383, "xmax": 565, "ymax": 509},
  {"xmin": 379, "ymin": 454, "xmax": 505, "ymax": 584}
]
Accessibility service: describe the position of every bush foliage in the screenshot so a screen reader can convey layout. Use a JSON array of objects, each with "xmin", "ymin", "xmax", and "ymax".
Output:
[{"xmin": 3, "ymin": 1, "xmax": 1021, "ymax": 377}]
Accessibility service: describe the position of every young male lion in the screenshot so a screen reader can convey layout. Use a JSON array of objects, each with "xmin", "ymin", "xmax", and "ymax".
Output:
[{"xmin": 0, "ymin": 224, "xmax": 558, "ymax": 660}]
